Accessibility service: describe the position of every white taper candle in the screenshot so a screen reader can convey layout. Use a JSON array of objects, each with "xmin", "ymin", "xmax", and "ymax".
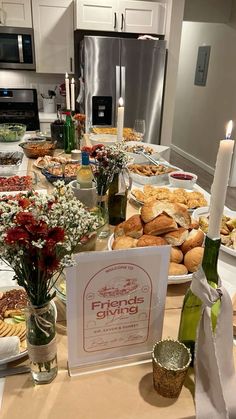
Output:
[
  {"xmin": 71, "ymin": 78, "xmax": 75, "ymax": 112},
  {"xmin": 208, "ymin": 120, "xmax": 234, "ymax": 239},
  {"xmin": 65, "ymin": 72, "xmax": 70, "ymax": 111},
  {"xmin": 117, "ymin": 97, "xmax": 124, "ymax": 142}
]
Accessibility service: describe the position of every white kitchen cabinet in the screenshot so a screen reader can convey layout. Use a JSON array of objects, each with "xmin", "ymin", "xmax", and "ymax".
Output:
[
  {"xmin": 0, "ymin": 0, "xmax": 32, "ymax": 27},
  {"xmin": 75, "ymin": 0, "xmax": 118, "ymax": 32},
  {"xmin": 75, "ymin": 0, "xmax": 166, "ymax": 35},
  {"xmin": 32, "ymin": 0, "xmax": 74, "ymax": 74},
  {"xmin": 118, "ymin": 1, "xmax": 166, "ymax": 34}
]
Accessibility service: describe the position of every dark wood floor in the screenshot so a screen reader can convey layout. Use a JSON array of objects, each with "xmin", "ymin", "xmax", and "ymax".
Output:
[{"xmin": 169, "ymin": 150, "xmax": 236, "ymax": 210}]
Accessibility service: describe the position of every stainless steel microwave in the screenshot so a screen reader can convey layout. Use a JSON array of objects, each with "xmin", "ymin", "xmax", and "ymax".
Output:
[{"xmin": 0, "ymin": 27, "xmax": 35, "ymax": 70}]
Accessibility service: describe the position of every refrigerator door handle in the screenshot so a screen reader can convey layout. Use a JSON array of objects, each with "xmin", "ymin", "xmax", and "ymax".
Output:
[
  {"xmin": 121, "ymin": 13, "xmax": 124, "ymax": 31},
  {"xmin": 114, "ymin": 12, "xmax": 117, "ymax": 29},
  {"xmin": 121, "ymin": 66, "xmax": 125, "ymax": 102},
  {"xmin": 116, "ymin": 65, "xmax": 120, "ymax": 105}
]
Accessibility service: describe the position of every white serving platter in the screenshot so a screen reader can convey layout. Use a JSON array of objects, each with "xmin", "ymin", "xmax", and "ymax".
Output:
[
  {"xmin": 192, "ymin": 206, "xmax": 236, "ymax": 258},
  {"xmin": 0, "ymin": 285, "xmax": 57, "ymax": 365},
  {"xmin": 123, "ymin": 141, "xmax": 169, "ymax": 163},
  {"xmin": 130, "ymin": 185, "xmax": 209, "ymax": 214}
]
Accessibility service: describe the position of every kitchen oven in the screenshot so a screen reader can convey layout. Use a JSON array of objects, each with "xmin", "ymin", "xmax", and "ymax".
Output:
[{"xmin": 0, "ymin": 27, "xmax": 35, "ymax": 70}]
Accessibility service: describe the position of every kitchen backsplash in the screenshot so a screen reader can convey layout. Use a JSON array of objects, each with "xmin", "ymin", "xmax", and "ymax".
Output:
[{"xmin": 0, "ymin": 71, "xmax": 65, "ymax": 111}]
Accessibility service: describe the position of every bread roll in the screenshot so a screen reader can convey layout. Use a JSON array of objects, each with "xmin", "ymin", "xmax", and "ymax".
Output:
[
  {"xmin": 141, "ymin": 201, "xmax": 168, "ymax": 223},
  {"xmin": 144, "ymin": 214, "xmax": 177, "ymax": 236},
  {"xmin": 137, "ymin": 235, "xmax": 167, "ymax": 247},
  {"xmin": 112, "ymin": 236, "xmax": 138, "ymax": 250},
  {"xmin": 168, "ymin": 262, "xmax": 188, "ymax": 276},
  {"xmin": 164, "ymin": 203, "xmax": 191, "ymax": 229},
  {"xmin": 170, "ymin": 247, "xmax": 183, "ymax": 263},
  {"xmin": 164, "ymin": 227, "xmax": 188, "ymax": 246},
  {"xmin": 123, "ymin": 214, "xmax": 143, "ymax": 238},
  {"xmin": 189, "ymin": 219, "xmax": 199, "ymax": 230},
  {"xmin": 181, "ymin": 229, "xmax": 204, "ymax": 254},
  {"xmin": 114, "ymin": 222, "xmax": 125, "ymax": 238},
  {"xmin": 184, "ymin": 246, "xmax": 204, "ymax": 272}
]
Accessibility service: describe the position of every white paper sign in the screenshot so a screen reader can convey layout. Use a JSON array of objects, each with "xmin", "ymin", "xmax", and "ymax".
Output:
[{"xmin": 66, "ymin": 246, "xmax": 170, "ymax": 375}]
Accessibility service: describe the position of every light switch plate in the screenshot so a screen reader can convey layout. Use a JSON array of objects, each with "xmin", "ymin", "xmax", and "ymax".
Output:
[{"xmin": 194, "ymin": 46, "xmax": 211, "ymax": 86}]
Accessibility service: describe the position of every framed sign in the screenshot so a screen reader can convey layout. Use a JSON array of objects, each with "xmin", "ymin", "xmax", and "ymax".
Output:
[{"xmin": 66, "ymin": 246, "xmax": 170, "ymax": 376}]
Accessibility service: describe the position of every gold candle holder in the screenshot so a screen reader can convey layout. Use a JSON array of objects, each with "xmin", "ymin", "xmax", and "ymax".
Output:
[{"xmin": 152, "ymin": 338, "xmax": 191, "ymax": 398}]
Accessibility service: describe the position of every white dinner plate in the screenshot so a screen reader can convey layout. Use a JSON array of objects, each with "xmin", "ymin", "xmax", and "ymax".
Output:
[
  {"xmin": 107, "ymin": 234, "xmax": 193, "ymax": 285},
  {"xmin": 0, "ymin": 285, "xmax": 57, "ymax": 365},
  {"xmin": 192, "ymin": 206, "xmax": 236, "ymax": 257}
]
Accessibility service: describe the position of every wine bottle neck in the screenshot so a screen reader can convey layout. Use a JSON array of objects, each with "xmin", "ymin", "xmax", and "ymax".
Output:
[{"xmin": 202, "ymin": 236, "xmax": 221, "ymax": 285}]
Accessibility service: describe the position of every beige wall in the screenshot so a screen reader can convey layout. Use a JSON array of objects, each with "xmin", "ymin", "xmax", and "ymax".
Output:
[{"xmin": 172, "ymin": 16, "xmax": 236, "ymax": 172}]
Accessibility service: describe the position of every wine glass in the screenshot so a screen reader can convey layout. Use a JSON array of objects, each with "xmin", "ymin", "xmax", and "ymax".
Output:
[{"xmin": 133, "ymin": 119, "xmax": 146, "ymax": 141}]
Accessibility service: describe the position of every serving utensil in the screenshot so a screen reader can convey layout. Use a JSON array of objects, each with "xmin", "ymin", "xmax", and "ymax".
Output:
[{"xmin": 138, "ymin": 151, "xmax": 168, "ymax": 166}]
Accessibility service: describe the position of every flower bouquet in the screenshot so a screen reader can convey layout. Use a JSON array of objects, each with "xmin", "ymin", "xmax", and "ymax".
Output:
[
  {"xmin": 82, "ymin": 143, "xmax": 130, "ymax": 235},
  {"xmin": 0, "ymin": 182, "xmax": 99, "ymax": 384}
]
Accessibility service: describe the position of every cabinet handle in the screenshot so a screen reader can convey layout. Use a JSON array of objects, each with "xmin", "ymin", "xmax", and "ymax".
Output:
[
  {"xmin": 70, "ymin": 57, "xmax": 73, "ymax": 72},
  {"xmin": 121, "ymin": 13, "xmax": 124, "ymax": 31},
  {"xmin": 114, "ymin": 12, "xmax": 117, "ymax": 29}
]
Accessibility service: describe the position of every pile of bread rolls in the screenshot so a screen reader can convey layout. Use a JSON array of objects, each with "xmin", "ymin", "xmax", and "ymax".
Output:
[{"xmin": 112, "ymin": 201, "xmax": 204, "ymax": 276}]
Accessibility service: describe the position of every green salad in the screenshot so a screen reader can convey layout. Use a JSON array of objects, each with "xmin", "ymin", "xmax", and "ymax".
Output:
[{"xmin": 0, "ymin": 124, "xmax": 26, "ymax": 142}]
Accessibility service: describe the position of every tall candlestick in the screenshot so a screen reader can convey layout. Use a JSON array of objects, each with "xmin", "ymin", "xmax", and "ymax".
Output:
[
  {"xmin": 71, "ymin": 78, "xmax": 75, "ymax": 112},
  {"xmin": 65, "ymin": 72, "xmax": 70, "ymax": 111},
  {"xmin": 117, "ymin": 97, "xmax": 124, "ymax": 142},
  {"xmin": 208, "ymin": 120, "xmax": 234, "ymax": 238}
]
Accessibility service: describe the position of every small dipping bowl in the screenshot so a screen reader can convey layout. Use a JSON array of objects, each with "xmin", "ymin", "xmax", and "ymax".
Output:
[{"xmin": 168, "ymin": 171, "xmax": 197, "ymax": 189}]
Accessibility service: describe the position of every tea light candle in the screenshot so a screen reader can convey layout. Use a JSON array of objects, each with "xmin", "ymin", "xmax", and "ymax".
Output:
[
  {"xmin": 117, "ymin": 97, "xmax": 124, "ymax": 142},
  {"xmin": 65, "ymin": 72, "xmax": 70, "ymax": 111},
  {"xmin": 208, "ymin": 120, "xmax": 234, "ymax": 239},
  {"xmin": 71, "ymin": 78, "xmax": 75, "ymax": 111}
]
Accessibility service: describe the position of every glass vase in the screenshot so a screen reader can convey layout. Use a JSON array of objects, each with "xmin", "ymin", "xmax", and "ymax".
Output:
[
  {"xmin": 25, "ymin": 302, "xmax": 58, "ymax": 385},
  {"xmin": 96, "ymin": 194, "xmax": 110, "ymax": 239}
]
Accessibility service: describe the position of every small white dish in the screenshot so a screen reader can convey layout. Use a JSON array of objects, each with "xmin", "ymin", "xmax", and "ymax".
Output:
[{"xmin": 168, "ymin": 171, "xmax": 197, "ymax": 189}]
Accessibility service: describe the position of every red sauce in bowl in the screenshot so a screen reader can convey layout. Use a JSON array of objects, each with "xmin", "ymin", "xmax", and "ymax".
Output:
[{"xmin": 170, "ymin": 173, "xmax": 194, "ymax": 181}]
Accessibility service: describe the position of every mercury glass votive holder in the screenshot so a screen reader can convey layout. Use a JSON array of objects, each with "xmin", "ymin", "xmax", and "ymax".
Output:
[{"xmin": 152, "ymin": 339, "xmax": 191, "ymax": 398}]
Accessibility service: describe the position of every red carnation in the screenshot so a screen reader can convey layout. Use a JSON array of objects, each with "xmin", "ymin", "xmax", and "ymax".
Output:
[
  {"xmin": 18, "ymin": 198, "xmax": 31, "ymax": 209},
  {"xmin": 15, "ymin": 212, "xmax": 35, "ymax": 226},
  {"xmin": 5, "ymin": 227, "xmax": 29, "ymax": 244},
  {"xmin": 39, "ymin": 250, "xmax": 60, "ymax": 272},
  {"xmin": 47, "ymin": 227, "xmax": 65, "ymax": 243},
  {"xmin": 26, "ymin": 221, "xmax": 48, "ymax": 236}
]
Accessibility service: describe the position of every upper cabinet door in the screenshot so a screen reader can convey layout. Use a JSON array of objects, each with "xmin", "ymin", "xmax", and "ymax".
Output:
[
  {"xmin": 75, "ymin": 0, "xmax": 119, "ymax": 31},
  {"xmin": 118, "ymin": 1, "xmax": 166, "ymax": 35},
  {"xmin": 32, "ymin": 0, "xmax": 74, "ymax": 74},
  {"xmin": 0, "ymin": 0, "xmax": 32, "ymax": 27}
]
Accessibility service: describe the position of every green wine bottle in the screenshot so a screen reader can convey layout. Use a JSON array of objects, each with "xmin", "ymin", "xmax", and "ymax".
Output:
[
  {"xmin": 64, "ymin": 112, "xmax": 75, "ymax": 154},
  {"xmin": 108, "ymin": 172, "xmax": 128, "ymax": 226},
  {"xmin": 178, "ymin": 236, "xmax": 221, "ymax": 360}
]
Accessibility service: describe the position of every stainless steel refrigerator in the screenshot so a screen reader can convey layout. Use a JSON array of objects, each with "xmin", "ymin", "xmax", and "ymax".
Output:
[{"xmin": 76, "ymin": 36, "xmax": 166, "ymax": 144}]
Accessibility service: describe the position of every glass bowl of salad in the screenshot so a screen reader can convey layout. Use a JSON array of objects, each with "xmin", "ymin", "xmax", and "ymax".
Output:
[{"xmin": 0, "ymin": 124, "xmax": 26, "ymax": 142}]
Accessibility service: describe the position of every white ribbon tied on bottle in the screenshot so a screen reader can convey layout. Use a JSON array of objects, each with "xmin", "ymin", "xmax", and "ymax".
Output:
[{"xmin": 191, "ymin": 267, "xmax": 236, "ymax": 419}]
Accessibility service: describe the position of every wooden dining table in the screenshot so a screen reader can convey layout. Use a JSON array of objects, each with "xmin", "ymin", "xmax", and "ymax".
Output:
[{"xmin": 1, "ymin": 148, "xmax": 236, "ymax": 419}]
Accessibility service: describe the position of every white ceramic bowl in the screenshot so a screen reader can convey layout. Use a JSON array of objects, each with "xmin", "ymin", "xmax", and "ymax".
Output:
[
  {"xmin": 128, "ymin": 162, "xmax": 181, "ymax": 186},
  {"xmin": 89, "ymin": 133, "xmax": 118, "ymax": 146},
  {"xmin": 168, "ymin": 171, "xmax": 197, "ymax": 189},
  {"xmin": 122, "ymin": 141, "xmax": 169, "ymax": 163}
]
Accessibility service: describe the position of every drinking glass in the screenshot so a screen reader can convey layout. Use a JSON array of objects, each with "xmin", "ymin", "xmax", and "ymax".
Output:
[{"xmin": 133, "ymin": 119, "xmax": 145, "ymax": 141}]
